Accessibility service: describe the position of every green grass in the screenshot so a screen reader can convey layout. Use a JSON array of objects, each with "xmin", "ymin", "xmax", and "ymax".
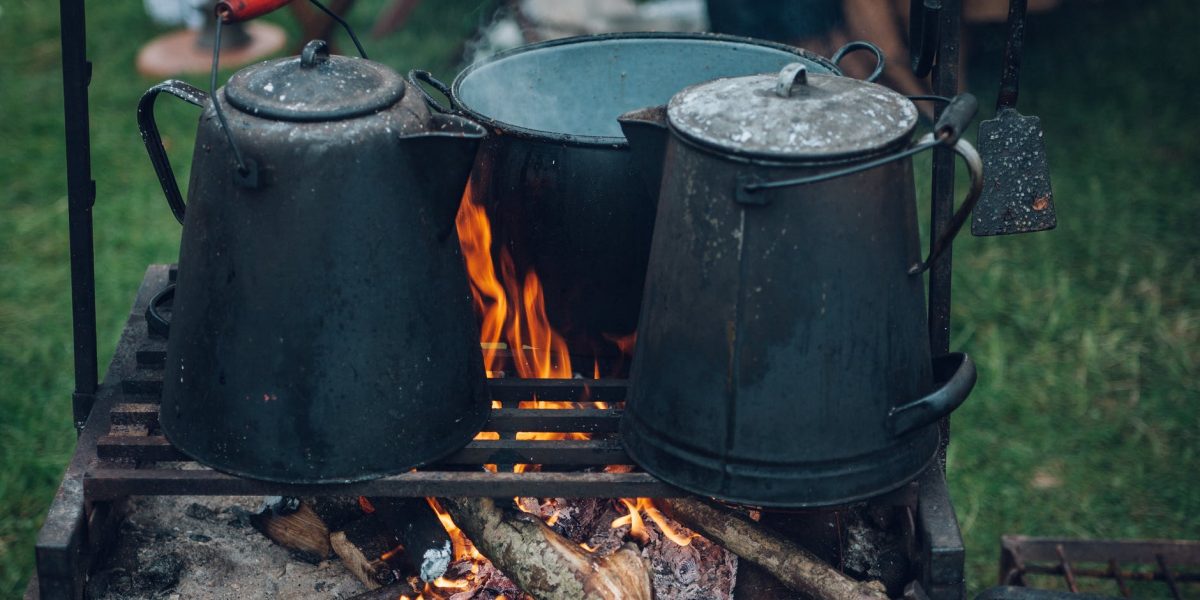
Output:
[{"xmin": 1, "ymin": 0, "xmax": 1197, "ymax": 597}]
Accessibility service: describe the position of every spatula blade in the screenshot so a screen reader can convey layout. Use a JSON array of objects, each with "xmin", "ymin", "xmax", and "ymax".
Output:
[{"xmin": 972, "ymin": 108, "xmax": 1057, "ymax": 236}]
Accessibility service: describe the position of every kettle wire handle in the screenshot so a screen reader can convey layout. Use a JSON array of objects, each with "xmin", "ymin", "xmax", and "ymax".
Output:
[
  {"xmin": 735, "ymin": 93, "xmax": 981, "ymax": 275},
  {"xmin": 137, "ymin": 80, "xmax": 209, "ymax": 225},
  {"xmin": 906, "ymin": 135, "xmax": 983, "ymax": 275}
]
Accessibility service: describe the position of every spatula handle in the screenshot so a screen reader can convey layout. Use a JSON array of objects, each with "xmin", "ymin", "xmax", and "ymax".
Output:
[{"xmin": 997, "ymin": 0, "xmax": 1029, "ymax": 110}]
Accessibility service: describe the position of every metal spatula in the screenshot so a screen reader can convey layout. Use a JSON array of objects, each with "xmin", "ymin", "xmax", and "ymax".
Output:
[{"xmin": 971, "ymin": 0, "xmax": 1057, "ymax": 236}]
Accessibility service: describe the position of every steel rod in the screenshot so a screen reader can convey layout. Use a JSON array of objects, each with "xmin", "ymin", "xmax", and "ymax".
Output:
[
  {"xmin": 1108, "ymin": 559, "xmax": 1132, "ymax": 597},
  {"xmin": 60, "ymin": 0, "xmax": 98, "ymax": 430},
  {"xmin": 1019, "ymin": 563, "xmax": 1200, "ymax": 583},
  {"xmin": 84, "ymin": 468, "xmax": 682, "ymax": 500},
  {"xmin": 929, "ymin": 0, "xmax": 961, "ymax": 467},
  {"xmin": 1158, "ymin": 554, "xmax": 1184, "ymax": 600},
  {"xmin": 1056, "ymin": 544, "xmax": 1080, "ymax": 593}
]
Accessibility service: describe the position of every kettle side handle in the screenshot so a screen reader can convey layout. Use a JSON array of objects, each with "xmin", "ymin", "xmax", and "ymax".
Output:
[
  {"xmin": 137, "ymin": 80, "xmax": 208, "ymax": 225},
  {"xmin": 887, "ymin": 353, "xmax": 977, "ymax": 437}
]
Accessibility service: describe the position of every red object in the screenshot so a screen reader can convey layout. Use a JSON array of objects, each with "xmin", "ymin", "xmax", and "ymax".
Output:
[{"xmin": 217, "ymin": 0, "xmax": 294, "ymax": 23}]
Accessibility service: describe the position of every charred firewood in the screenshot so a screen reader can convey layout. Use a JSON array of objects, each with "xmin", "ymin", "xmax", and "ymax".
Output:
[
  {"xmin": 366, "ymin": 497, "xmax": 454, "ymax": 583},
  {"xmin": 303, "ymin": 495, "xmax": 369, "ymax": 532},
  {"xmin": 249, "ymin": 497, "xmax": 331, "ymax": 564},
  {"xmin": 330, "ymin": 514, "xmax": 403, "ymax": 589},
  {"xmin": 660, "ymin": 498, "xmax": 889, "ymax": 600},
  {"xmin": 441, "ymin": 497, "xmax": 652, "ymax": 600}
]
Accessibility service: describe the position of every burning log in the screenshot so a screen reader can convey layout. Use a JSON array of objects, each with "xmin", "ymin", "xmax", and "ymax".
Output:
[
  {"xmin": 441, "ymin": 497, "xmax": 652, "ymax": 600},
  {"xmin": 660, "ymin": 498, "xmax": 889, "ymax": 600}
]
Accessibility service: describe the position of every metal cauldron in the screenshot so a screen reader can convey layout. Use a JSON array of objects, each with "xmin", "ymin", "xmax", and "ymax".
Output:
[
  {"xmin": 618, "ymin": 63, "xmax": 981, "ymax": 506},
  {"xmin": 137, "ymin": 41, "xmax": 489, "ymax": 483},
  {"xmin": 409, "ymin": 34, "xmax": 878, "ymax": 353}
]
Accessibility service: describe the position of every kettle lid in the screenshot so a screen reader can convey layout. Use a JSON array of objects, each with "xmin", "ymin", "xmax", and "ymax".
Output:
[
  {"xmin": 667, "ymin": 63, "xmax": 918, "ymax": 160},
  {"xmin": 224, "ymin": 40, "xmax": 405, "ymax": 122}
]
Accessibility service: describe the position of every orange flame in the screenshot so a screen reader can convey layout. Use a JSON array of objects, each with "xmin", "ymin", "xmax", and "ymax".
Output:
[
  {"xmin": 611, "ymin": 498, "xmax": 697, "ymax": 547},
  {"xmin": 456, "ymin": 183, "xmax": 575, "ymax": 379},
  {"xmin": 425, "ymin": 498, "xmax": 485, "ymax": 563},
  {"xmin": 418, "ymin": 182, "xmax": 648, "ymax": 600}
]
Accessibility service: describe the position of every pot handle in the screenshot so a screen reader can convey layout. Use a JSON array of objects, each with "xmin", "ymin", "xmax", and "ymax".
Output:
[
  {"xmin": 408, "ymin": 70, "xmax": 460, "ymax": 114},
  {"xmin": 145, "ymin": 283, "xmax": 175, "ymax": 337},
  {"xmin": 831, "ymin": 41, "xmax": 885, "ymax": 82},
  {"xmin": 887, "ymin": 353, "xmax": 977, "ymax": 437},
  {"xmin": 137, "ymin": 80, "xmax": 208, "ymax": 225},
  {"xmin": 907, "ymin": 132, "xmax": 984, "ymax": 275}
]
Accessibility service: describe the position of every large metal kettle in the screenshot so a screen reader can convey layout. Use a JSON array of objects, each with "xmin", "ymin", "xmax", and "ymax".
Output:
[
  {"xmin": 618, "ymin": 64, "xmax": 981, "ymax": 506},
  {"xmin": 137, "ymin": 40, "xmax": 489, "ymax": 483}
]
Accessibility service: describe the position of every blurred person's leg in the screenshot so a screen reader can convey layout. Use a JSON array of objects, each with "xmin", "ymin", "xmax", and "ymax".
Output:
[{"xmin": 841, "ymin": 0, "xmax": 931, "ymax": 102}]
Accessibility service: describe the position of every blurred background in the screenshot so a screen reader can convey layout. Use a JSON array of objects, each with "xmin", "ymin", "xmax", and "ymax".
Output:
[{"xmin": 1, "ymin": 0, "xmax": 1197, "ymax": 596}]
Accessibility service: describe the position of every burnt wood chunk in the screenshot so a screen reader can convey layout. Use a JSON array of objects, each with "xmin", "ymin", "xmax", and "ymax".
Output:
[
  {"xmin": 330, "ymin": 514, "xmax": 403, "ymax": 589},
  {"xmin": 367, "ymin": 497, "xmax": 453, "ymax": 582},
  {"xmin": 303, "ymin": 496, "xmax": 366, "ymax": 532},
  {"xmin": 660, "ymin": 497, "xmax": 890, "ymax": 600},
  {"xmin": 249, "ymin": 498, "xmax": 331, "ymax": 563}
]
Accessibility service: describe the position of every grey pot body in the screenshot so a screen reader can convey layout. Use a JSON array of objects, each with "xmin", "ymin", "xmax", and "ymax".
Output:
[{"xmin": 622, "ymin": 130, "xmax": 975, "ymax": 506}]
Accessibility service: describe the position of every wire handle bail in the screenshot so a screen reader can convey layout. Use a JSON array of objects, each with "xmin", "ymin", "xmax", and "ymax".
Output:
[{"xmin": 209, "ymin": 0, "xmax": 368, "ymax": 187}]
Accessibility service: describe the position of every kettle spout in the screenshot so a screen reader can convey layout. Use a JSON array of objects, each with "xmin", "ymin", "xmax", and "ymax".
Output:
[
  {"xmin": 618, "ymin": 105, "xmax": 670, "ymax": 196},
  {"xmin": 400, "ymin": 114, "xmax": 486, "ymax": 237}
]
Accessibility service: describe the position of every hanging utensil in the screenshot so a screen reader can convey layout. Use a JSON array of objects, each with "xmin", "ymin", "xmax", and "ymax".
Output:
[{"xmin": 972, "ymin": 0, "xmax": 1057, "ymax": 236}]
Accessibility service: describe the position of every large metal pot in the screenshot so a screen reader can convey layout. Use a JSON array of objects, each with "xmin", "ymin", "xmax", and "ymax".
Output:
[
  {"xmin": 137, "ymin": 41, "xmax": 489, "ymax": 483},
  {"xmin": 409, "ymin": 34, "xmax": 874, "ymax": 352},
  {"xmin": 618, "ymin": 64, "xmax": 981, "ymax": 506}
]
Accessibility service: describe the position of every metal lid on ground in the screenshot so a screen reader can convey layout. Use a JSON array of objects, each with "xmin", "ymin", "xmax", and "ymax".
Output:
[
  {"xmin": 224, "ymin": 40, "xmax": 405, "ymax": 122},
  {"xmin": 666, "ymin": 63, "xmax": 918, "ymax": 160}
]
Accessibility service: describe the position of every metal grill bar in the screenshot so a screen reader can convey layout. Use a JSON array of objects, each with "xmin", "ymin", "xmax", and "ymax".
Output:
[
  {"xmin": 1000, "ymin": 536, "xmax": 1200, "ymax": 597},
  {"xmin": 82, "ymin": 265, "xmax": 675, "ymax": 500},
  {"xmin": 110, "ymin": 402, "xmax": 624, "ymax": 433}
]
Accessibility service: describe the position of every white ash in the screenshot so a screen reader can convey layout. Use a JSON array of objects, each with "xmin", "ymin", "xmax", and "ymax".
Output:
[{"xmin": 86, "ymin": 496, "xmax": 364, "ymax": 600}]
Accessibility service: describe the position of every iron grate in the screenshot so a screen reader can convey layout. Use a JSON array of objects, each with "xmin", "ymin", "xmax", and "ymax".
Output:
[
  {"xmin": 999, "ymin": 535, "xmax": 1200, "ymax": 599},
  {"xmin": 83, "ymin": 264, "xmax": 679, "ymax": 500}
]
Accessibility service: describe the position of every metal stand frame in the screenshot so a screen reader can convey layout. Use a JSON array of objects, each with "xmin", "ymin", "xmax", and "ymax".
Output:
[{"xmin": 33, "ymin": 1, "xmax": 968, "ymax": 597}]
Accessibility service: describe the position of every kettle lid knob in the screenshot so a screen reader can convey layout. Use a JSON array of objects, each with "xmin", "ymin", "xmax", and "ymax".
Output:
[
  {"xmin": 775, "ymin": 63, "xmax": 808, "ymax": 98},
  {"xmin": 300, "ymin": 39, "xmax": 331, "ymax": 69}
]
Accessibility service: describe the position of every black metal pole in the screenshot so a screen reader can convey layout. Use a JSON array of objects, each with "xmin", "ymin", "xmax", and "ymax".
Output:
[
  {"xmin": 60, "ymin": 0, "xmax": 99, "ymax": 430},
  {"xmin": 928, "ymin": 0, "xmax": 960, "ymax": 361},
  {"xmin": 929, "ymin": 0, "xmax": 961, "ymax": 466}
]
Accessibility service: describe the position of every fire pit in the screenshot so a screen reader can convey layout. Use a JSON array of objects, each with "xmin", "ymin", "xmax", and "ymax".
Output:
[{"xmin": 35, "ymin": 0, "xmax": 982, "ymax": 598}]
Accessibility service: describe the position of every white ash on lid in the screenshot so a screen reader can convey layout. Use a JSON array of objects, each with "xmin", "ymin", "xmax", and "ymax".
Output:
[{"xmin": 667, "ymin": 68, "xmax": 918, "ymax": 160}]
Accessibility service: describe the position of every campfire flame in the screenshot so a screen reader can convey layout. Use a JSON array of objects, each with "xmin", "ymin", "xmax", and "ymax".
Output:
[
  {"xmin": 612, "ymin": 498, "xmax": 698, "ymax": 547},
  {"xmin": 388, "ymin": 187, "xmax": 688, "ymax": 599},
  {"xmin": 456, "ymin": 181, "xmax": 576, "ymax": 379}
]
